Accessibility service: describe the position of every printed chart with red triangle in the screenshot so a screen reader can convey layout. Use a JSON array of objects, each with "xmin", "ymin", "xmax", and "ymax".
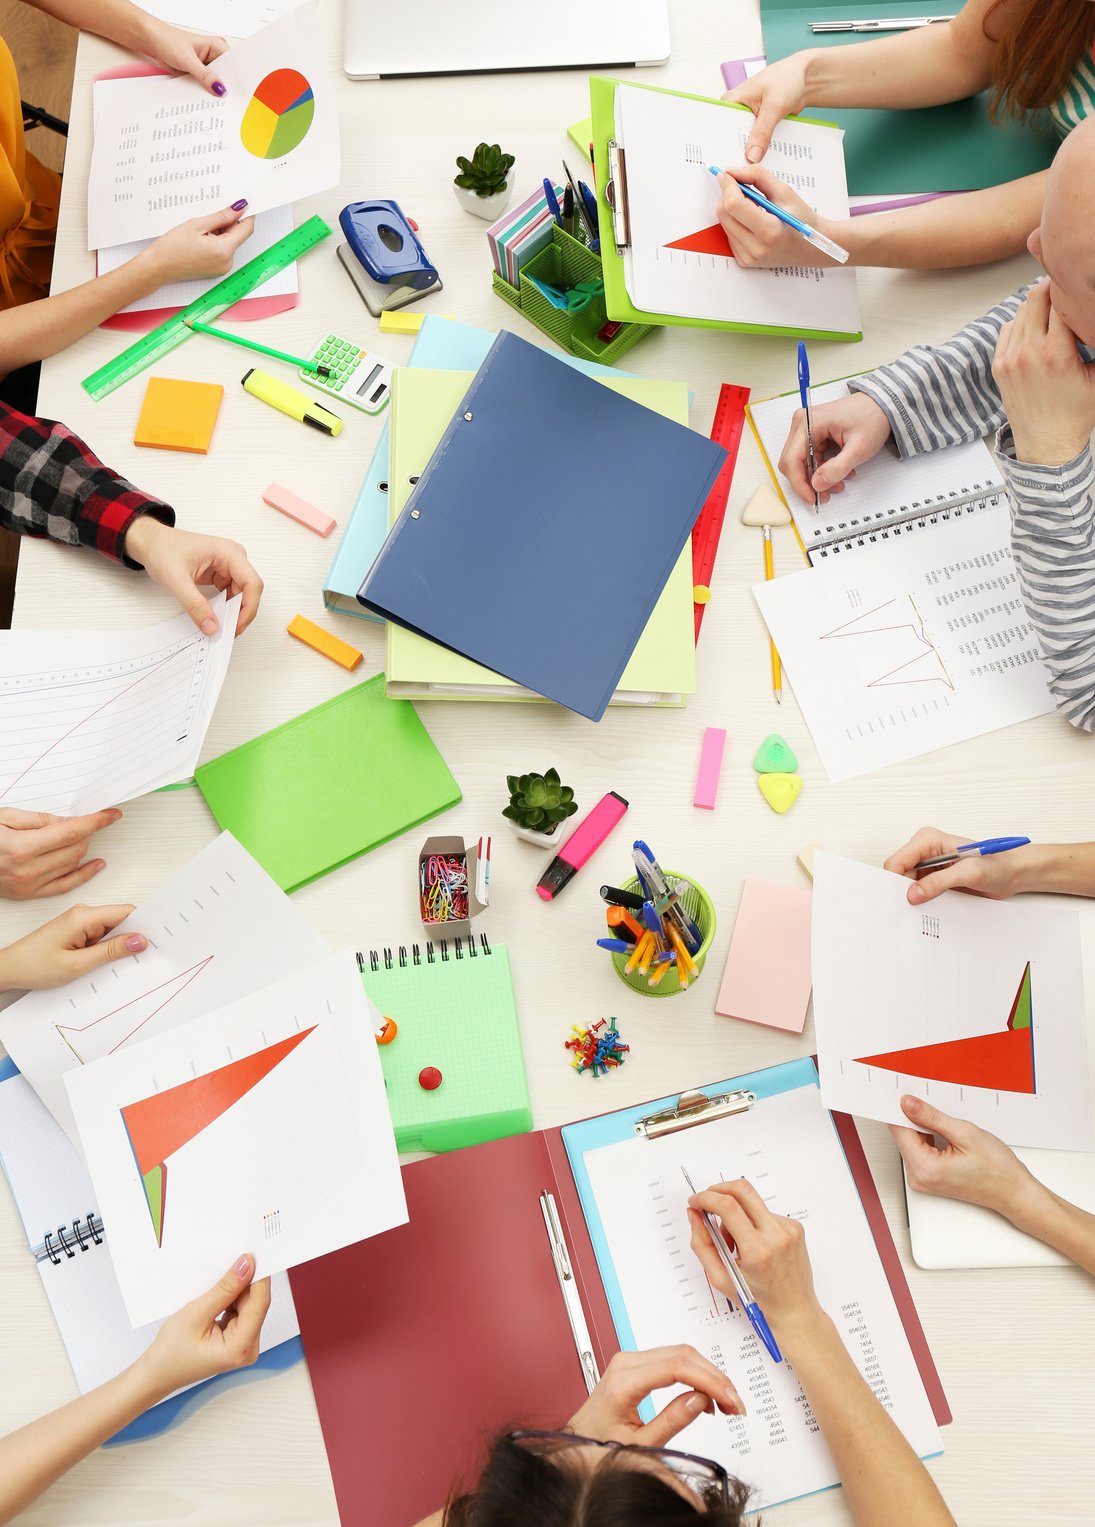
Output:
[
  {"xmin": 120, "ymin": 1027, "xmax": 315, "ymax": 1247},
  {"xmin": 855, "ymin": 962, "xmax": 1034, "ymax": 1094},
  {"xmin": 664, "ymin": 224, "xmax": 735, "ymax": 259}
]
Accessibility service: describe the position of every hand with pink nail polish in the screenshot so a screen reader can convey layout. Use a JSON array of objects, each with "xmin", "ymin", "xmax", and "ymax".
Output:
[
  {"xmin": 134, "ymin": 1255, "xmax": 271, "ymax": 1399},
  {"xmin": 0, "ymin": 903, "xmax": 148, "ymax": 991}
]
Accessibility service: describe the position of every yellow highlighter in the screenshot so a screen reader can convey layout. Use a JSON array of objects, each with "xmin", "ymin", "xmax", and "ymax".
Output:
[{"xmin": 241, "ymin": 367, "xmax": 343, "ymax": 436}]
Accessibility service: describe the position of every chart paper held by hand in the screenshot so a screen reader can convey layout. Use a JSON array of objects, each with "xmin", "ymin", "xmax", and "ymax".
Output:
[
  {"xmin": 66, "ymin": 950, "xmax": 407, "ymax": 1328},
  {"xmin": 87, "ymin": 3, "xmax": 339, "ymax": 249},
  {"xmin": 0, "ymin": 833, "xmax": 330, "ymax": 1146},
  {"xmin": 811, "ymin": 853, "xmax": 1093, "ymax": 1151},
  {"xmin": 0, "ymin": 591, "xmax": 239, "ymax": 815}
]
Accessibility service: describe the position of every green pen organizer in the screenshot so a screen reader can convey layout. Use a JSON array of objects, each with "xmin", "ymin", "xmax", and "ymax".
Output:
[
  {"xmin": 611, "ymin": 872, "xmax": 716, "ymax": 999},
  {"xmin": 491, "ymin": 225, "xmax": 652, "ymax": 365}
]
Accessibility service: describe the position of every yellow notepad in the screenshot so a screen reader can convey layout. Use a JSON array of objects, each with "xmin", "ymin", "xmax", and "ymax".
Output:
[
  {"xmin": 383, "ymin": 368, "xmax": 697, "ymax": 707},
  {"xmin": 134, "ymin": 376, "xmax": 224, "ymax": 454}
]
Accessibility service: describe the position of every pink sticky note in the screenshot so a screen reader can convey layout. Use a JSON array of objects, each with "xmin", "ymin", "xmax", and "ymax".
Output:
[
  {"xmin": 715, "ymin": 879, "xmax": 812, "ymax": 1033},
  {"xmin": 693, "ymin": 727, "xmax": 726, "ymax": 809},
  {"xmin": 263, "ymin": 483, "xmax": 336, "ymax": 537}
]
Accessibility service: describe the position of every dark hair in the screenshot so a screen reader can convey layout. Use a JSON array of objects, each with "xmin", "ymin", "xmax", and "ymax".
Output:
[
  {"xmin": 443, "ymin": 1434, "xmax": 752, "ymax": 1527},
  {"xmin": 985, "ymin": 0, "xmax": 1095, "ymax": 120}
]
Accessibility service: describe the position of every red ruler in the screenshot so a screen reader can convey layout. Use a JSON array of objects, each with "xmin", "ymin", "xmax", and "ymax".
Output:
[{"xmin": 693, "ymin": 383, "xmax": 750, "ymax": 641}]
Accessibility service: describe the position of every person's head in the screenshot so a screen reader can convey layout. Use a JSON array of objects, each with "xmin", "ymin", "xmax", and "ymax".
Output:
[
  {"xmin": 443, "ymin": 1431, "xmax": 752, "ymax": 1526},
  {"xmin": 1027, "ymin": 116, "xmax": 1095, "ymax": 346},
  {"xmin": 987, "ymin": 0, "xmax": 1095, "ymax": 120}
]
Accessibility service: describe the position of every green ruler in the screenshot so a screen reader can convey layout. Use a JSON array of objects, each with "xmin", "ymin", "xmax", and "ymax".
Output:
[{"xmin": 81, "ymin": 214, "xmax": 333, "ymax": 401}]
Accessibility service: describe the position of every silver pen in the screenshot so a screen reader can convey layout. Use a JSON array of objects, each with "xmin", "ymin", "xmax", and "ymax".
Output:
[
  {"xmin": 810, "ymin": 16, "xmax": 955, "ymax": 31},
  {"xmin": 540, "ymin": 1191, "xmax": 600, "ymax": 1395},
  {"xmin": 681, "ymin": 1168, "xmax": 782, "ymax": 1364}
]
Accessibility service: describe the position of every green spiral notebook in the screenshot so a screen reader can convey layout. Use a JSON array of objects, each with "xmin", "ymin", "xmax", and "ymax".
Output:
[{"xmin": 194, "ymin": 676, "xmax": 461, "ymax": 891}]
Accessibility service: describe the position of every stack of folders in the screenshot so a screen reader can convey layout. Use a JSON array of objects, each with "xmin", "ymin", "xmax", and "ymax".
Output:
[{"xmin": 357, "ymin": 331, "xmax": 726, "ymax": 721}]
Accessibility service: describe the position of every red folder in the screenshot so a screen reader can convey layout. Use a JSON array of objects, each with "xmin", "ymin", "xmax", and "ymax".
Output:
[{"xmin": 289, "ymin": 1096, "xmax": 949, "ymax": 1527}]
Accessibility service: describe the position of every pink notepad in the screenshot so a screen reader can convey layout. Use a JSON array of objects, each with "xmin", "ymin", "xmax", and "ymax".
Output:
[{"xmin": 715, "ymin": 878, "xmax": 813, "ymax": 1033}]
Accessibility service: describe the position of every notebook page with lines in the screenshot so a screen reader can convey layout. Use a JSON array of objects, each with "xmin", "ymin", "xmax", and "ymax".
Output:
[
  {"xmin": 0, "ymin": 591, "xmax": 238, "ymax": 816},
  {"xmin": 747, "ymin": 379, "xmax": 1007, "ymax": 561}
]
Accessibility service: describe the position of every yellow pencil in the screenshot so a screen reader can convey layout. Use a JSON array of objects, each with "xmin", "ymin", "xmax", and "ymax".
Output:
[
  {"xmin": 763, "ymin": 525, "xmax": 783, "ymax": 705},
  {"xmin": 670, "ymin": 927, "xmax": 699, "ymax": 980},
  {"xmin": 626, "ymin": 932, "xmax": 652, "ymax": 975}
]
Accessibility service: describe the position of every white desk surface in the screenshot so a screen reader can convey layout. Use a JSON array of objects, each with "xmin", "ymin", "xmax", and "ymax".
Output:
[{"xmin": 3, "ymin": 3, "xmax": 1094, "ymax": 1523}]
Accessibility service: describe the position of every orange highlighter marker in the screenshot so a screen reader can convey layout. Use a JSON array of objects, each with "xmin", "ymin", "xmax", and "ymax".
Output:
[{"xmin": 607, "ymin": 906, "xmax": 645, "ymax": 944}]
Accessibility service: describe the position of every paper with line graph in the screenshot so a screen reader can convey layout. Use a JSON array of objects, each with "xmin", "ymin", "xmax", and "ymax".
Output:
[
  {"xmin": 754, "ymin": 506, "xmax": 1055, "ymax": 780},
  {"xmin": 0, "ymin": 833, "xmax": 329, "ymax": 1147},
  {"xmin": 0, "ymin": 592, "xmax": 239, "ymax": 815},
  {"xmin": 66, "ymin": 949, "xmax": 406, "ymax": 1325}
]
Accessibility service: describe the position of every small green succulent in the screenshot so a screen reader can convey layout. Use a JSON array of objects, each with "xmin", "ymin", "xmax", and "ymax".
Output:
[
  {"xmin": 454, "ymin": 142, "xmax": 515, "ymax": 198},
  {"xmin": 503, "ymin": 768, "xmax": 578, "ymax": 835}
]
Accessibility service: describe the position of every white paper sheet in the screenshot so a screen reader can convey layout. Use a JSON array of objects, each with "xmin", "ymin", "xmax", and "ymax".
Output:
[
  {"xmin": 137, "ymin": 0, "xmax": 298, "ymax": 36},
  {"xmin": 747, "ymin": 379, "xmax": 1007, "ymax": 556},
  {"xmin": 615, "ymin": 84, "xmax": 860, "ymax": 335},
  {"xmin": 753, "ymin": 508, "xmax": 1055, "ymax": 780},
  {"xmin": 87, "ymin": 4, "xmax": 339, "ymax": 249},
  {"xmin": 812, "ymin": 853, "xmax": 1093, "ymax": 1151},
  {"xmin": 582, "ymin": 1085, "xmax": 940, "ymax": 1512},
  {"xmin": 0, "ymin": 591, "xmax": 239, "ymax": 815},
  {"xmin": 66, "ymin": 951, "xmax": 407, "ymax": 1327},
  {"xmin": 0, "ymin": 833, "xmax": 330, "ymax": 1147}
]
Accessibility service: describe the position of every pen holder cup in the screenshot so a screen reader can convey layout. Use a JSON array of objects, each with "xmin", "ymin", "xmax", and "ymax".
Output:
[
  {"xmin": 491, "ymin": 226, "xmax": 652, "ymax": 365},
  {"xmin": 610, "ymin": 872, "xmax": 716, "ymax": 999}
]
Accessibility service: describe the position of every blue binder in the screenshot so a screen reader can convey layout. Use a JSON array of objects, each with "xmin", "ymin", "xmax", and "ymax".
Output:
[{"xmin": 357, "ymin": 331, "xmax": 726, "ymax": 721}]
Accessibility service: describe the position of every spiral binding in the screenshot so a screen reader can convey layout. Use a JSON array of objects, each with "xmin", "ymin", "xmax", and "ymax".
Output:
[
  {"xmin": 812, "ymin": 481, "xmax": 1005, "ymax": 560},
  {"xmin": 33, "ymin": 1212, "xmax": 104, "ymax": 1266},
  {"xmin": 355, "ymin": 933, "xmax": 492, "ymax": 973}
]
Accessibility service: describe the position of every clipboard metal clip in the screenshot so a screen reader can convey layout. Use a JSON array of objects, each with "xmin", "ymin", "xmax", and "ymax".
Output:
[
  {"xmin": 634, "ymin": 1087, "xmax": 757, "ymax": 1140},
  {"xmin": 606, "ymin": 140, "xmax": 631, "ymax": 255}
]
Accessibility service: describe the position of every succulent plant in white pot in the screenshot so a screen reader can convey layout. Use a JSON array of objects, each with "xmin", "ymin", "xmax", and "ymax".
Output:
[
  {"xmin": 503, "ymin": 768, "xmax": 578, "ymax": 847},
  {"xmin": 453, "ymin": 141, "xmax": 516, "ymax": 220}
]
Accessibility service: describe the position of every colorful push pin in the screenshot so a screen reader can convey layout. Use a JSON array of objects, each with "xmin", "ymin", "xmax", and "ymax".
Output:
[
  {"xmin": 758, "ymin": 773, "xmax": 802, "ymax": 814},
  {"xmin": 418, "ymin": 1066, "xmax": 443, "ymax": 1090},
  {"xmin": 739, "ymin": 482, "xmax": 792, "ymax": 528},
  {"xmin": 374, "ymin": 1015, "xmax": 398, "ymax": 1045},
  {"xmin": 753, "ymin": 733, "xmax": 798, "ymax": 773},
  {"xmin": 693, "ymin": 584, "xmax": 712, "ymax": 605}
]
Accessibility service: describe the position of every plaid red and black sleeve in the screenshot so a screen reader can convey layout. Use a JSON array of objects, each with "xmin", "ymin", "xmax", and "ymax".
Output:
[{"xmin": 0, "ymin": 401, "xmax": 175, "ymax": 567}]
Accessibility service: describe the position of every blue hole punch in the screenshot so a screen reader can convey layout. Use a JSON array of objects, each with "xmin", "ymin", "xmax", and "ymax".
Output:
[{"xmin": 336, "ymin": 199, "xmax": 443, "ymax": 315}]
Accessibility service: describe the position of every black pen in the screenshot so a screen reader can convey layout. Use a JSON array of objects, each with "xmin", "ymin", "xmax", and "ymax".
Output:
[{"xmin": 562, "ymin": 184, "xmax": 575, "ymax": 237}]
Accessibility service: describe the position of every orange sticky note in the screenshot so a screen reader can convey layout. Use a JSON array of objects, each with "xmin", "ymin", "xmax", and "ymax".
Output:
[
  {"xmin": 287, "ymin": 614, "xmax": 363, "ymax": 671},
  {"xmin": 134, "ymin": 376, "xmax": 224, "ymax": 454},
  {"xmin": 715, "ymin": 878, "xmax": 813, "ymax": 1033}
]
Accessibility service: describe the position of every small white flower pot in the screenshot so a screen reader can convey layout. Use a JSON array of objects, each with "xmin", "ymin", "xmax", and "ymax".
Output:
[
  {"xmin": 505, "ymin": 817, "xmax": 571, "ymax": 850},
  {"xmin": 453, "ymin": 169, "xmax": 515, "ymax": 221}
]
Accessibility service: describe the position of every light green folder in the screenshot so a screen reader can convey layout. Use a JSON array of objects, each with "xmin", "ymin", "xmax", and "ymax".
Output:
[
  {"xmin": 384, "ymin": 368, "xmax": 697, "ymax": 707},
  {"xmin": 760, "ymin": 0, "xmax": 1056, "ymax": 196},
  {"xmin": 589, "ymin": 75, "xmax": 862, "ymax": 343}
]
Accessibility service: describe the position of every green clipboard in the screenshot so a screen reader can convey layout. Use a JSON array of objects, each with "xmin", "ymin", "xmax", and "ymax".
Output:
[{"xmin": 589, "ymin": 76, "xmax": 862, "ymax": 343}]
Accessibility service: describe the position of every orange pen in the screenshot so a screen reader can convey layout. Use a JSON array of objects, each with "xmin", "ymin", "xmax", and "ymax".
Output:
[{"xmin": 607, "ymin": 905, "xmax": 645, "ymax": 943}]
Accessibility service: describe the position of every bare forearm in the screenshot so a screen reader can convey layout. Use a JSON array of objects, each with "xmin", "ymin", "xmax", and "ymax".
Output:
[
  {"xmin": 21, "ymin": 0, "xmax": 162, "ymax": 54},
  {"xmin": 783, "ymin": 1315, "xmax": 954, "ymax": 1527},
  {"xmin": 1011, "ymin": 843, "xmax": 1095, "ymax": 897},
  {"xmin": 0, "ymin": 251, "xmax": 168, "ymax": 373},
  {"xmin": 800, "ymin": 16, "xmax": 994, "ymax": 111},
  {"xmin": 831, "ymin": 173, "xmax": 1044, "ymax": 269},
  {"xmin": 0, "ymin": 1362, "xmax": 162, "ymax": 1524},
  {"xmin": 1007, "ymin": 1184, "xmax": 1095, "ymax": 1276}
]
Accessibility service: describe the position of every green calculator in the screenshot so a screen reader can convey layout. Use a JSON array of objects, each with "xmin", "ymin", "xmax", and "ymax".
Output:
[{"xmin": 300, "ymin": 332, "xmax": 393, "ymax": 415}]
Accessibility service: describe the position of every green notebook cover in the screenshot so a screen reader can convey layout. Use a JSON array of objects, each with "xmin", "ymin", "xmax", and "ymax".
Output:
[
  {"xmin": 362, "ymin": 942, "xmax": 530, "ymax": 1152},
  {"xmin": 384, "ymin": 367, "xmax": 697, "ymax": 704},
  {"xmin": 194, "ymin": 675, "xmax": 461, "ymax": 891},
  {"xmin": 760, "ymin": 0, "xmax": 1056, "ymax": 195},
  {"xmin": 589, "ymin": 75, "xmax": 862, "ymax": 342}
]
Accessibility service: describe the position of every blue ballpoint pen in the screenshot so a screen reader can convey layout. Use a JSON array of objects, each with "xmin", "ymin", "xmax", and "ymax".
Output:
[
  {"xmin": 596, "ymin": 937, "xmax": 633, "ymax": 953},
  {"xmin": 681, "ymin": 1168, "xmax": 782, "ymax": 1364},
  {"xmin": 633, "ymin": 841, "xmax": 703, "ymax": 951},
  {"xmin": 707, "ymin": 166, "xmax": 850, "ymax": 264},
  {"xmin": 577, "ymin": 181, "xmax": 601, "ymax": 252},
  {"xmin": 914, "ymin": 836, "xmax": 1031, "ymax": 870},
  {"xmin": 798, "ymin": 339, "xmax": 820, "ymax": 511},
  {"xmin": 543, "ymin": 178, "xmax": 564, "ymax": 230}
]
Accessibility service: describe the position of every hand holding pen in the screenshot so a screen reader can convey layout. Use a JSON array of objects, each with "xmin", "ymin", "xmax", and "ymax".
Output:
[
  {"xmin": 884, "ymin": 827, "xmax": 1035, "ymax": 907},
  {"xmin": 710, "ymin": 163, "xmax": 849, "ymax": 268},
  {"xmin": 797, "ymin": 340, "xmax": 819, "ymax": 512},
  {"xmin": 683, "ymin": 1171, "xmax": 783, "ymax": 1364}
]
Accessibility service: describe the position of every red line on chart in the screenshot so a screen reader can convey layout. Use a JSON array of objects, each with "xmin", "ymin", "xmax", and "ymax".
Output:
[
  {"xmin": 819, "ymin": 599, "xmax": 956, "ymax": 692},
  {"xmin": 0, "ymin": 651, "xmax": 179, "ymax": 802},
  {"xmin": 55, "ymin": 956, "xmax": 214, "ymax": 1063}
]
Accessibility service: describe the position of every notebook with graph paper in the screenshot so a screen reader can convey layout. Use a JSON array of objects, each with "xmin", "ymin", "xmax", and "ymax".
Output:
[
  {"xmin": 359, "ymin": 938, "xmax": 530, "ymax": 1152},
  {"xmin": 746, "ymin": 378, "xmax": 1008, "ymax": 563},
  {"xmin": 0, "ymin": 1058, "xmax": 300, "ymax": 1437}
]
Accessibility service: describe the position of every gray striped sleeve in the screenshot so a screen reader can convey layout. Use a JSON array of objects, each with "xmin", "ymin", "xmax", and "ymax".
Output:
[
  {"xmin": 848, "ymin": 287, "xmax": 1031, "ymax": 458},
  {"xmin": 994, "ymin": 426, "xmax": 1095, "ymax": 732}
]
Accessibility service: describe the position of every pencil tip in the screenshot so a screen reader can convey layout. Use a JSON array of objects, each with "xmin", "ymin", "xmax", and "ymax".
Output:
[{"xmin": 774, "ymin": 692, "xmax": 782, "ymax": 704}]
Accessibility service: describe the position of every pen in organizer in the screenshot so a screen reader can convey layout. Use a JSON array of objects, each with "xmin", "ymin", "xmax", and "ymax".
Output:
[
  {"xmin": 475, "ymin": 835, "xmax": 491, "ymax": 906},
  {"xmin": 914, "ymin": 836, "xmax": 1030, "ymax": 871},
  {"xmin": 183, "ymin": 318, "xmax": 331, "ymax": 377},
  {"xmin": 681, "ymin": 1167, "xmax": 782, "ymax": 1365},
  {"xmin": 562, "ymin": 159, "xmax": 599, "ymax": 248},
  {"xmin": 707, "ymin": 166, "xmax": 850, "ymax": 265},
  {"xmin": 810, "ymin": 15, "xmax": 955, "ymax": 31},
  {"xmin": 562, "ymin": 184, "xmax": 575, "ymax": 237},
  {"xmin": 632, "ymin": 841, "xmax": 702, "ymax": 953},
  {"xmin": 578, "ymin": 181, "xmax": 601, "ymax": 253},
  {"xmin": 797, "ymin": 340, "xmax": 820, "ymax": 512},
  {"xmin": 543, "ymin": 178, "xmax": 564, "ymax": 230},
  {"xmin": 763, "ymin": 525, "xmax": 782, "ymax": 705}
]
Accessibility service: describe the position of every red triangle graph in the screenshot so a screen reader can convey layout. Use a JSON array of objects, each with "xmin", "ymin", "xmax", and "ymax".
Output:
[
  {"xmin": 121, "ymin": 1027, "xmax": 315, "ymax": 1246},
  {"xmin": 664, "ymin": 223, "xmax": 734, "ymax": 258},
  {"xmin": 854, "ymin": 963, "xmax": 1035, "ymax": 1094}
]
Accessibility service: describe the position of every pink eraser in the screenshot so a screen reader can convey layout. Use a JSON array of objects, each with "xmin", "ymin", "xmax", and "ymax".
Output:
[
  {"xmin": 693, "ymin": 727, "xmax": 727, "ymax": 809},
  {"xmin": 262, "ymin": 482, "xmax": 336, "ymax": 537}
]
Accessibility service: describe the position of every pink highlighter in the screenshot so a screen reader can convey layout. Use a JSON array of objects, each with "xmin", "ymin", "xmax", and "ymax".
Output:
[{"xmin": 536, "ymin": 791, "xmax": 629, "ymax": 901}]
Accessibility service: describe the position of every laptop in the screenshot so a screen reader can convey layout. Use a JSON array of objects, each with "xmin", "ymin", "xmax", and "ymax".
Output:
[{"xmin": 344, "ymin": 0, "xmax": 670, "ymax": 79}]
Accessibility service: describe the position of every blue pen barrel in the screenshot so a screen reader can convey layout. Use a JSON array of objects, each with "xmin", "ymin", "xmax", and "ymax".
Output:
[{"xmin": 610, "ymin": 870, "xmax": 716, "ymax": 998}]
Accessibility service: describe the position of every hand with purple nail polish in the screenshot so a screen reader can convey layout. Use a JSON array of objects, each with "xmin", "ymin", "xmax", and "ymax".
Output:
[
  {"xmin": 142, "ymin": 22, "xmax": 231, "ymax": 97},
  {"xmin": 140, "ymin": 202, "xmax": 255, "ymax": 287}
]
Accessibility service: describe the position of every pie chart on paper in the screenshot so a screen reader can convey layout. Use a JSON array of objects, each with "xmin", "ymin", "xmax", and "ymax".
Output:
[{"xmin": 240, "ymin": 68, "xmax": 315, "ymax": 160}]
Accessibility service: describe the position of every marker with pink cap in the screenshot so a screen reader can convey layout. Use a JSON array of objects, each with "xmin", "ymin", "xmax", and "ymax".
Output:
[{"xmin": 536, "ymin": 791, "xmax": 629, "ymax": 901}]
